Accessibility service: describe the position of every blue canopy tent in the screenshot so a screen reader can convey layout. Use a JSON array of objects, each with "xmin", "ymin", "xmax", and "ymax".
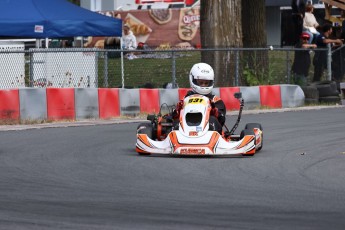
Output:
[{"xmin": 0, "ymin": 0, "xmax": 122, "ymax": 38}]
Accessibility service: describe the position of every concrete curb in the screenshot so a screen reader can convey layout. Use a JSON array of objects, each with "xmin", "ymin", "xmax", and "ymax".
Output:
[{"xmin": 0, "ymin": 105, "xmax": 343, "ymax": 132}]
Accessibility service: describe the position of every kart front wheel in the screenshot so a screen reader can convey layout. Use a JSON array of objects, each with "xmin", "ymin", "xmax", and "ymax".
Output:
[
  {"xmin": 240, "ymin": 129, "xmax": 255, "ymax": 156},
  {"xmin": 137, "ymin": 123, "xmax": 153, "ymax": 156},
  {"xmin": 137, "ymin": 123, "xmax": 153, "ymax": 139},
  {"xmin": 245, "ymin": 123, "xmax": 263, "ymax": 131},
  {"xmin": 244, "ymin": 123, "xmax": 263, "ymax": 151}
]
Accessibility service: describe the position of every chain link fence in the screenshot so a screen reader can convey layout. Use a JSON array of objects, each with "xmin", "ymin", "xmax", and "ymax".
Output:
[{"xmin": 1, "ymin": 44, "xmax": 343, "ymax": 89}]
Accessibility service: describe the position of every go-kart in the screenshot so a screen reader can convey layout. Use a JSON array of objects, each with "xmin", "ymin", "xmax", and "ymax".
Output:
[{"xmin": 136, "ymin": 92, "xmax": 263, "ymax": 156}]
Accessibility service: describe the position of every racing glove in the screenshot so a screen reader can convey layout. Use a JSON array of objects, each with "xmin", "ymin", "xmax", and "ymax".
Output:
[
  {"xmin": 210, "ymin": 102, "xmax": 219, "ymax": 118},
  {"xmin": 224, "ymin": 131, "xmax": 231, "ymax": 139},
  {"xmin": 172, "ymin": 100, "xmax": 184, "ymax": 119},
  {"xmin": 218, "ymin": 114, "xmax": 225, "ymax": 126},
  {"xmin": 176, "ymin": 100, "xmax": 184, "ymax": 111}
]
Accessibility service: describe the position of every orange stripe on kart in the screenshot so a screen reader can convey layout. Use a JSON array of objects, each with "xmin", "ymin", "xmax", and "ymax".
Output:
[
  {"xmin": 169, "ymin": 132, "xmax": 179, "ymax": 152},
  {"xmin": 136, "ymin": 146, "xmax": 150, "ymax": 154},
  {"xmin": 138, "ymin": 134, "xmax": 153, "ymax": 148},
  {"xmin": 243, "ymin": 148, "xmax": 255, "ymax": 155},
  {"xmin": 203, "ymin": 107, "xmax": 212, "ymax": 130},
  {"xmin": 237, "ymin": 135, "xmax": 254, "ymax": 149},
  {"xmin": 208, "ymin": 132, "xmax": 220, "ymax": 151}
]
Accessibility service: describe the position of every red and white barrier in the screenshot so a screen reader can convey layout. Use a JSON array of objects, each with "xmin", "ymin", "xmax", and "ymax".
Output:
[
  {"xmin": 259, "ymin": 85, "xmax": 282, "ymax": 108},
  {"xmin": 46, "ymin": 88, "xmax": 75, "ymax": 120},
  {"xmin": 139, "ymin": 88, "xmax": 160, "ymax": 114},
  {"xmin": 219, "ymin": 87, "xmax": 241, "ymax": 110},
  {"xmin": 0, "ymin": 89, "xmax": 20, "ymax": 120},
  {"xmin": 98, "ymin": 88, "xmax": 120, "ymax": 119},
  {"xmin": 0, "ymin": 85, "xmax": 305, "ymax": 121}
]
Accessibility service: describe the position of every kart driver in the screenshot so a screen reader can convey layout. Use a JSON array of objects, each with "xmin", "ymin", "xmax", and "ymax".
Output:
[{"xmin": 173, "ymin": 63, "xmax": 226, "ymax": 134}]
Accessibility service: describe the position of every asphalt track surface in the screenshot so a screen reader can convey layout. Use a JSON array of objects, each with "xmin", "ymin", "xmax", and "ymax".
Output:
[{"xmin": 0, "ymin": 107, "xmax": 345, "ymax": 230}]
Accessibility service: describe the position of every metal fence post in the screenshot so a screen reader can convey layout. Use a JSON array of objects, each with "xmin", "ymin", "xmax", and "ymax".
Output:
[
  {"xmin": 286, "ymin": 50, "xmax": 291, "ymax": 84},
  {"xmin": 29, "ymin": 51, "xmax": 33, "ymax": 87},
  {"xmin": 120, "ymin": 38, "xmax": 125, "ymax": 88},
  {"xmin": 104, "ymin": 50, "xmax": 108, "ymax": 87},
  {"xmin": 235, "ymin": 50, "xmax": 239, "ymax": 86},
  {"xmin": 95, "ymin": 51, "xmax": 98, "ymax": 88},
  {"xmin": 327, "ymin": 43, "xmax": 332, "ymax": 81},
  {"xmin": 171, "ymin": 50, "xmax": 177, "ymax": 88}
]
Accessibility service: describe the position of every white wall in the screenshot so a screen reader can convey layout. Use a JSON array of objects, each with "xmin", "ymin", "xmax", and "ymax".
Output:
[
  {"xmin": 114, "ymin": 0, "xmax": 136, "ymax": 11},
  {"xmin": 81, "ymin": 0, "xmax": 136, "ymax": 11}
]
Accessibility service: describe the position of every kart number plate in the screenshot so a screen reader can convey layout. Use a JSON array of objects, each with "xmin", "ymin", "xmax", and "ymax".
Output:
[
  {"xmin": 180, "ymin": 148, "xmax": 205, "ymax": 155},
  {"xmin": 188, "ymin": 98, "xmax": 205, "ymax": 104}
]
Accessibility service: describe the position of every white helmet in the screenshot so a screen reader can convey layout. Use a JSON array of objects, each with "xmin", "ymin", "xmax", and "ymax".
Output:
[{"xmin": 189, "ymin": 63, "xmax": 214, "ymax": 95}]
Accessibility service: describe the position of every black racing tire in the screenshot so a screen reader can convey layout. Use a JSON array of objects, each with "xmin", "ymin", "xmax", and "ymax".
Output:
[
  {"xmin": 137, "ymin": 123, "xmax": 153, "ymax": 139},
  {"xmin": 311, "ymin": 81, "xmax": 340, "ymax": 97},
  {"xmin": 329, "ymin": 81, "xmax": 339, "ymax": 92},
  {"xmin": 240, "ymin": 129, "xmax": 254, "ymax": 139},
  {"xmin": 304, "ymin": 98, "xmax": 319, "ymax": 105},
  {"xmin": 311, "ymin": 80, "xmax": 337, "ymax": 91},
  {"xmin": 316, "ymin": 84, "xmax": 339, "ymax": 97},
  {"xmin": 301, "ymin": 86, "xmax": 319, "ymax": 100},
  {"xmin": 319, "ymin": 96, "xmax": 341, "ymax": 104},
  {"xmin": 244, "ymin": 123, "xmax": 263, "ymax": 151},
  {"xmin": 245, "ymin": 123, "xmax": 263, "ymax": 131}
]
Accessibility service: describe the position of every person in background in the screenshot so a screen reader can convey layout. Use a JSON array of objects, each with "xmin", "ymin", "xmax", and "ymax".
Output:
[
  {"xmin": 172, "ymin": 63, "xmax": 226, "ymax": 135},
  {"xmin": 121, "ymin": 24, "xmax": 137, "ymax": 59},
  {"xmin": 313, "ymin": 24, "xmax": 343, "ymax": 82},
  {"xmin": 335, "ymin": 10, "xmax": 345, "ymax": 84},
  {"xmin": 340, "ymin": 10, "xmax": 345, "ymax": 38},
  {"xmin": 291, "ymin": 32, "xmax": 317, "ymax": 86},
  {"xmin": 303, "ymin": 3, "xmax": 320, "ymax": 44},
  {"xmin": 291, "ymin": 0, "xmax": 306, "ymax": 45}
]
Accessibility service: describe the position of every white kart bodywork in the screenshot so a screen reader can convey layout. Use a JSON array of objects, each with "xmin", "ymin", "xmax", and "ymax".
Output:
[{"xmin": 136, "ymin": 95, "xmax": 260, "ymax": 156}]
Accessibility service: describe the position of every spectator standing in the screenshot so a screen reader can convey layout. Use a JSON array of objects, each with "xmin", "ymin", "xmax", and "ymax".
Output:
[
  {"xmin": 335, "ymin": 10, "xmax": 345, "ymax": 84},
  {"xmin": 303, "ymin": 3, "xmax": 320, "ymax": 44},
  {"xmin": 291, "ymin": 0, "xmax": 306, "ymax": 45},
  {"xmin": 291, "ymin": 32, "xmax": 317, "ymax": 86},
  {"xmin": 121, "ymin": 24, "xmax": 137, "ymax": 59},
  {"xmin": 313, "ymin": 24, "xmax": 343, "ymax": 82}
]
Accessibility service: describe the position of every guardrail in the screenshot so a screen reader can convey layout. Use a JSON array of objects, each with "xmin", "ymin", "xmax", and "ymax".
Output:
[{"xmin": 0, "ymin": 85, "xmax": 304, "ymax": 121}]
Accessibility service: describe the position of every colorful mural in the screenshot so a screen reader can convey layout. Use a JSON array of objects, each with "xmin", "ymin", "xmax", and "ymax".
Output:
[{"xmin": 85, "ymin": 7, "xmax": 201, "ymax": 49}]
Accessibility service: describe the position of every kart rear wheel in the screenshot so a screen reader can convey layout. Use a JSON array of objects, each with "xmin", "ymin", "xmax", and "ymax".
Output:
[{"xmin": 244, "ymin": 123, "xmax": 263, "ymax": 151}]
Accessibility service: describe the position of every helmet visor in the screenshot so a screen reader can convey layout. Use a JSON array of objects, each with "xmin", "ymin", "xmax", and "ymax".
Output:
[{"xmin": 193, "ymin": 78, "xmax": 214, "ymax": 87}]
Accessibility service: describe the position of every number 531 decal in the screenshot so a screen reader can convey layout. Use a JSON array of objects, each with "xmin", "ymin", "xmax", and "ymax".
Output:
[{"xmin": 188, "ymin": 98, "xmax": 204, "ymax": 104}]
